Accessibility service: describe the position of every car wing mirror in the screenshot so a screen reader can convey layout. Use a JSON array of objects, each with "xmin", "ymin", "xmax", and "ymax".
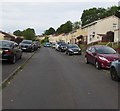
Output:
[{"xmin": 92, "ymin": 52, "xmax": 97, "ymax": 56}]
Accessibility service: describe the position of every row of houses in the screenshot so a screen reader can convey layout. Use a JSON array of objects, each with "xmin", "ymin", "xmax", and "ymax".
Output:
[
  {"xmin": 0, "ymin": 31, "xmax": 24, "ymax": 43},
  {"xmin": 0, "ymin": 31, "xmax": 18, "ymax": 40},
  {"xmin": 40, "ymin": 15, "xmax": 120, "ymax": 44}
]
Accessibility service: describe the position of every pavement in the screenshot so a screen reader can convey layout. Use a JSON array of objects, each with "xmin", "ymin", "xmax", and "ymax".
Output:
[
  {"xmin": 2, "ymin": 52, "xmax": 34, "ymax": 82},
  {"xmin": 2, "ymin": 47, "xmax": 119, "ymax": 109}
]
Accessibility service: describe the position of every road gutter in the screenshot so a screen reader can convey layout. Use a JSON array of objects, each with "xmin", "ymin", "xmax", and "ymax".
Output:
[{"xmin": 1, "ymin": 51, "xmax": 36, "ymax": 89}]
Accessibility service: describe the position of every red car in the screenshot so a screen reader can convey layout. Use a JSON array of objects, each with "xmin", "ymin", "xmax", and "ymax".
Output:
[{"xmin": 85, "ymin": 45, "xmax": 120, "ymax": 69}]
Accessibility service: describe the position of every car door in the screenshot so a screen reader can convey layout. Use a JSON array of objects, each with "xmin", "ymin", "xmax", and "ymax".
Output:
[
  {"xmin": 118, "ymin": 59, "xmax": 120, "ymax": 77},
  {"xmin": 14, "ymin": 43, "xmax": 21, "ymax": 59},
  {"xmin": 86, "ymin": 47, "xmax": 92, "ymax": 63},
  {"xmin": 90, "ymin": 47, "xmax": 96, "ymax": 64}
]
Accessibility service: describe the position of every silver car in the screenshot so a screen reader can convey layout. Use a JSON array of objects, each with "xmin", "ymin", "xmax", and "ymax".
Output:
[{"xmin": 110, "ymin": 59, "xmax": 120, "ymax": 81}]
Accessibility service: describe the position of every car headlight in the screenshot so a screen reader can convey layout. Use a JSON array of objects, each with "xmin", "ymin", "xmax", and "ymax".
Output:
[
  {"xmin": 78, "ymin": 49, "xmax": 81, "ymax": 51},
  {"xmin": 99, "ymin": 56, "xmax": 109, "ymax": 62},
  {"xmin": 69, "ymin": 49, "xmax": 73, "ymax": 52}
]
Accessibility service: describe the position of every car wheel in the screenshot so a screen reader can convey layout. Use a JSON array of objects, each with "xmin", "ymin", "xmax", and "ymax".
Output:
[
  {"xmin": 95, "ymin": 60, "xmax": 101, "ymax": 70},
  {"xmin": 85, "ymin": 56, "xmax": 89, "ymax": 64},
  {"xmin": 68, "ymin": 52, "xmax": 72, "ymax": 56},
  {"xmin": 10, "ymin": 55, "xmax": 16, "ymax": 64},
  {"xmin": 19, "ymin": 54, "xmax": 22, "ymax": 59},
  {"xmin": 110, "ymin": 68, "xmax": 120, "ymax": 81}
]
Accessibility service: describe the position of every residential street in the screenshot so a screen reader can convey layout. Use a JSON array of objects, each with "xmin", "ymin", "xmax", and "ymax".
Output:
[{"xmin": 3, "ymin": 47, "xmax": 119, "ymax": 109}]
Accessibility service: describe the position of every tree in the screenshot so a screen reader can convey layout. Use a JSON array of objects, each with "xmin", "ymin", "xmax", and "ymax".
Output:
[
  {"xmin": 13, "ymin": 30, "xmax": 22, "ymax": 36},
  {"xmin": 73, "ymin": 21, "xmax": 81, "ymax": 30},
  {"xmin": 44, "ymin": 27, "xmax": 55, "ymax": 35},
  {"xmin": 56, "ymin": 21, "xmax": 73, "ymax": 34},
  {"xmin": 81, "ymin": 6, "xmax": 120, "ymax": 26},
  {"xmin": 22, "ymin": 28, "xmax": 36, "ymax": 40}
]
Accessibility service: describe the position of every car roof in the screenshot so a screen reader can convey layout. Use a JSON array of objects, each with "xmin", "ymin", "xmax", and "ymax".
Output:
[
  {"xmin": 0, "ymin": 40, "xmax": 16, "ymax": 44},
  {"xmin": 69, "ymin": 44, "xmax": 78, "ymax": 46},
  {"xmin": 90, "ymin": 45, "xmax": 111, "ymax": 49},
  {"xmin": 22, "ymin": 40, "xmax": 32, "ymax": 41}
]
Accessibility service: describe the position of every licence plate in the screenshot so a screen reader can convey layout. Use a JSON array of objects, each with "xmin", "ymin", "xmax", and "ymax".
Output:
[
  {"xmin": 0, "ymin": 50, "xmax": 3, "ymax": 54},
  {"xmin": 74, "ymin": 52, "xmax": 78, "ymax": 54},
  {"xmin": 22, "ymin": 48, "xmax": 26, "ymax": 50}
]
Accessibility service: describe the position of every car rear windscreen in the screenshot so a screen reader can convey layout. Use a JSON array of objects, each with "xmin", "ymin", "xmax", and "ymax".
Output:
[
  {"xmin": 0, "ymin": 41, "xmax": 12, "ymax": 48},
  {"xmin": 22, "ymin": 41, "xmax": 32, "ymax": 44}
]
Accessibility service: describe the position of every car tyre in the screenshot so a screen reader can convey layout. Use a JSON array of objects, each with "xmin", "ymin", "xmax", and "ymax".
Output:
[
  {"xmin": 68, "ymin": 52, "xmax": 72, "ymax": 56},
  {"xmin": 19, "ymin": 54, "xmax": 22, "ymax": 59},
  {"xmin": 95, "ymin": 60, "xmax": 101, "ymax": 70},
  {"xmin": 110, "ymin": 68, "xmax": 120, "ymax": 81},
  {"xmin": 85, "ymin": 56, "xmax": 89, "ymax": 64},
  {"xmin": 10, "ymin": 55, "xmax": 16, "ymax": 64}
]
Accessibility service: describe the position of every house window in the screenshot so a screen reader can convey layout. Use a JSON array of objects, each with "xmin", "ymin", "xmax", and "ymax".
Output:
[
  {"xmin": 113, "ymin": 23, "xmax": 117, "ymax": 29},
  {"xmin": 89, "ymin": 35, "xmax": 92, "ymax": 41}
]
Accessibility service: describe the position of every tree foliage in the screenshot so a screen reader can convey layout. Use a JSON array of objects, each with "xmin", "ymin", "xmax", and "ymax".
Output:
[
  {"xmin": 40, "ymin": 37, "xmax": 49, "ymax": 44},
  {"xmin": 44, "ymin": 27, "xmax": 55, "ymax": 35},
  {"xmin": 13, "ymin": 28, "xmax": 36, "ymax": 40},
  {"xmin": 81, "ymin": 6, "xmax": 120, "ymax": 26},
  {"xmin": 56, "ymin": 21, "xmax": 73, "ymax": 34},
  {"xmin": 73, "ymin": 21, "xmax": 81, "ymax": 30},
  {"xmin": 22, "ymin": 28, "xmax": 36, "ymax": 40},
  {"xmin": 13, "ymin": 30, "xmax": 22, "ymax": 36}
]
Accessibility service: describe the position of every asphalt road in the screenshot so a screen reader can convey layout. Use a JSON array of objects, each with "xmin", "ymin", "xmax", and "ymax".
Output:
[
  {"xmin": 2, "ymin": 52, "xmax": 34, "ymax": 81},
  {"xmin": 2, "ymin": 47, "xmax": 119, "ymax": 109}
]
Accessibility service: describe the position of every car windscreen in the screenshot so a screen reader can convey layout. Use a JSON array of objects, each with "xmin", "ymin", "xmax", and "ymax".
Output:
[
  {"xmin": 69, "ymin": 45, "xmax": 79, "ymax": 48},
  {"xmin": 57, "ymin": 42, "xmax": 64, "ymax": 45},
  {"xmin": 21, "ymin": 41, "xmax": 32, "ymax": 44},
  {"xmin": 46, "ymin": 43, "xmax": 50, "ymax": 44},
  {"xmin": 95, "ymin": 47, "xmax": 116, "ymax": 54},
  {"xmin": 0, "ymin": 41, "xmax": 13, "ymax": 48},
  {"xmin": 61, "ymin": 44, "xmax": 67, "ymax": 46}
]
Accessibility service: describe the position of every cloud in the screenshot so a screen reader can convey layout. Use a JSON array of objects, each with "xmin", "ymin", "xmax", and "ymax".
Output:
[{"xmin": 1, "ymin": 2, "xmax": 118, "ymax": 34}]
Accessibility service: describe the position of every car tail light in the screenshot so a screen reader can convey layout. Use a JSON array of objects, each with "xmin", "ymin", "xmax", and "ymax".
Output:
[{"xmin": 4, "ymin": 49, "xmax": 12, "ymax": 54}]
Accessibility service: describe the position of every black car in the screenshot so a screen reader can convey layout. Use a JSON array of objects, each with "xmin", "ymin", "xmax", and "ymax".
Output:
[
  {"xmin": 19, "ymin": 40, "xmax": 34, "ymax": 52},
  {"xmin": 0, "ymin": 40, "xmax": 22, "ymax": 64},
  {"xmin": 66, "ymin": 44, "xmax": 81, "ymax": 55},
  {"xmin": 58, "ymin": 43, "xmax": 68, "ymax": 52}
]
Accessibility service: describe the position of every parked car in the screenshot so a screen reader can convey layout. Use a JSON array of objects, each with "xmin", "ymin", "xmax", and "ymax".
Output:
[
  {"xmin": 110, "ymin": 59, "xmax": 120, "ymax": 81},
  {"xmin": 0, "ymin": 40, "xmax": 22, "ymax": 64},
  {"xmin": 19, "ymin": 40, "xmax": 34, "ymax": 52},
  {"xmin": 58, "ymin": 43, "xmax": 68, "ymax": 52},
  {"xmin": 66, "ymin": 44, "xmax": 81, "ymax": 55},
  {"xmin": 52, "ymin": 43, "xmax": 56, "ymax": 48},
  {"xmin": 44, "ymin": 42, "xmax": 51, "ymax": 47},
  {"xmin": 85, "ymin": 45, "xmax": 120, "ymax": 69},
  {"xmin": 33, "ymin": 40, "xmax": 41, "ymax": 50},
  {"xmin": 55, "ymin": 41, "xmax": 65, "ymax": 50},
  {"xmin": 33, "ymin": 41, "xmax": 41, "ymax": 50}
]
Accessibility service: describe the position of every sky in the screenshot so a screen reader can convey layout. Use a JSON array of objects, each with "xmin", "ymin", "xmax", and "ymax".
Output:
[{"xmin": 0, "ymin": 0, "xmax": 119, "ymax": 35}]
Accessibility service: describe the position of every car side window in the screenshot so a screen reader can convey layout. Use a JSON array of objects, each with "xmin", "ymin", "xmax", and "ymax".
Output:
[
  {"xmin": 91, "ymin": 47, "xmax": 95, "ymax": 53},
  {"xmin": 87, "ymin": 47, "xmax": 92, "ymax": 52},
  {"xmin": 14, "ymin": 43, "xmax": 19, "ymax": 49}
]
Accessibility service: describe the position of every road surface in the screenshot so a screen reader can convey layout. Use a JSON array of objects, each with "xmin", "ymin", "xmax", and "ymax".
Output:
[{"xmin": 2, "ymin": 47, "xmax": 119, "ymax": 109}]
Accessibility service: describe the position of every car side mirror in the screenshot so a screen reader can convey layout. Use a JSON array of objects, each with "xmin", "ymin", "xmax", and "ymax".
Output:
[{"xmin": 92, "ymin": 52, "xmax": 97, "ymax": 56}]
